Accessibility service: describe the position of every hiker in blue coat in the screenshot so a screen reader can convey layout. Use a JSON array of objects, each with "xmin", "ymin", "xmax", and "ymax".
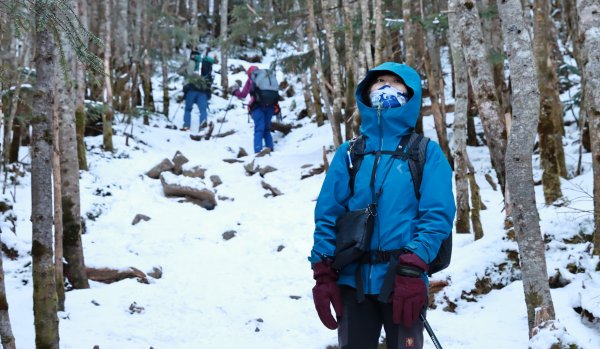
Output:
[{"xmin": 310, "ymin": 62, "xmax": 455, "ymax": 349}]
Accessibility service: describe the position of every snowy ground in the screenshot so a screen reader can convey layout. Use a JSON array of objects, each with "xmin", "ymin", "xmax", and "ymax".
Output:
[{"xmin": 1, "ymin": 55, "xmax": 599, "ymax": 348}]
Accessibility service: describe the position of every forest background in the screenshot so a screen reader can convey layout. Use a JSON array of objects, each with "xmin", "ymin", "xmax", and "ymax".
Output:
[{"xmin": 0, "ymin": 0, "xmax": 599, "ymax": 348}]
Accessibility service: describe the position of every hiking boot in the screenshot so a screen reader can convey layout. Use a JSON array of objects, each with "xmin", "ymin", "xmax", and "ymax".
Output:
[
  {"xmin": 199, "ymin": 121, "xmax": 208, "ymax": 130},
  {"xmin": 255, "ymin": 147, "xmax": 272, "ymax": 157},
  {"xmin": 180, "ymin": 126, "xmax": 190, "ymax": 131}
]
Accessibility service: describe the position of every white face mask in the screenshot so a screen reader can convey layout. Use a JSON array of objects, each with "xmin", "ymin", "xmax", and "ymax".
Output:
[{"xmin": 369, "ymin": 85, "xmax": 409, "ymax": 108}]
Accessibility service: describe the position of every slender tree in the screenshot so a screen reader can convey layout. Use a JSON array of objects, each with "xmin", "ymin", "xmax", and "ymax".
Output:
[
  {"xmin": 359, "ymin": 0, "xmax": 373, "ymax": 69},
  {"xmin": 576, "ymin": 0, "xmax": 600, "ymax": 256},
  {"xmin": 58, "ymin": 0, "xmax": 90, "ymax": 290},
  {"xmin": 422, "ymin": 1, "xmax": 453, "ymax": 167},
  {"xmin": 3, "ymin": 40, "xmax": 30, "ymax": 169},
  {"xmin": 403, "ymin": 0, "xmax": 425, "ymax": 134},
  {"xmin": 112, "ymin": 0, "xmax": 131, "ymax": 113},
  {"xmin": 0, "ymin": 237, "xmax": 16, "ymax": 349},
  {"xmin": 100, "ymin": 0, "xmax": 114, "ymax": 151},
  {"xmin": 479, "ymin": 0, "xmax": 510, "ymax": 116},
  {"xmin": 220, "ymin": 0, "xmax": 229, "ymax": 98},
  {"xmin": 452, "ymin": 0, "xmax": 507, "ymax": 194},
  {"xmin": 159, "ymin": 1, "xmax": 170, "ymax": 117},
  {"xmin": 321, "ymin": 0, "xmax": 343, "ymax": 148},
  {"xmin": 373, "ymin": 0, "xmax": 384, "ymax": 66},
  {"xmin": 31, "ymin": 1, "xmax": 60, "ymax": 346},
  {"xmin": 52, "ymin": 67, "xmax": 65, "ymax": 310},
  {"xmin": 448, "ymin": 3, "xmax": 471, "ymax": 235},
  {"xmin": 129, "ymin": 0, "xmax": 143, "ymax": 119},
  {"xmin": 294, "ymin": 0, "xmax": 315, "ymax": 118},
  {"xmin": 140, "ymin": 3, "xmax": 155, "ymax": 115},
  {"xmin": 499, "ymin": 0, "xmax": 557, "ymax": 338},
  {"xmin": 306, "ymin": 0, "xmax": 331, "ymax": 126},
  {"xmin": 342, "ymin": 0, "xmax": 356, "ymax": 138},
  {"xmin": 534, "ymin": 0, "xmax": 567, "ymax": 204},
  {"xmin": 189, "ymin": 0, "xmax": 198, "ymax": 46},
  {"xmin": 75, "ymin": 0, "xmax": 89, "ymax": 171}
]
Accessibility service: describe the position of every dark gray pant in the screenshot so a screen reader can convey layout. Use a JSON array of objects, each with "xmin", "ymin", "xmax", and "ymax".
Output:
[{"xmin": 338, "ymin": 286, "xmax": 425, "ymax": 349}]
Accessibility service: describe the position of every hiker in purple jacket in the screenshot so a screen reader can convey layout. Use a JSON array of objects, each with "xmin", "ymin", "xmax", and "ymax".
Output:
[{"xmin": 231, "ymin": 65, "xmax": 276, "ymax": 154}]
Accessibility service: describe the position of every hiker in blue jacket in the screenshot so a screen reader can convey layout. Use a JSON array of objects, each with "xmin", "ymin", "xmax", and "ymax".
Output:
[{"xmin": 310, "ymin": 62, "xmax": 455, "ymax": 349}]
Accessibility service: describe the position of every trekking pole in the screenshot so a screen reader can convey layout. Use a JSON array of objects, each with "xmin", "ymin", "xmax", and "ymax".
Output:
[
  {"xmin": 169, "ymin": 99, "xmax": 184, "ymax": 125},
  {"xmin": 216, "ymin": 93, "xmax": 235, "ymax": 136},
  {"xmin": 421, "ymin": 314, "xmax": 443, "ymax": 349}
]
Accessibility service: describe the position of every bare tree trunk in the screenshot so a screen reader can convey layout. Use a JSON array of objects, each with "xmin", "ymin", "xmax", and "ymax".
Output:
[
  {"xmin": 422, "ymin": 1, "xmax": 453, "ymax": 167},
  {"xmin": 479, "ymin": 0, "xmax": 510, "ymax": 116},
  {"xmin": 101, "ymin": 0, "xmax": 114, "ymax": 151},
  {"xmin": 452, "ymin": 0, "xmax": 508, "ymax": 193},
  {"xmin": 213, "ymin": 0, "xmax": 221, "ymax": 37},
  {"xmin": 294, "ymin": 0, "xmax": 314, "ymax": 118},
  {"xmin": 112, "ymin": 0, "xmax": 131, "ymax": 113},
  {"xmin": 3, "ymin": 43, "xmax": 30, "ymax": 169},
  {"xmin": 404, "ymin": 1, "xmax": 425, "ymax": 133},
  {"xmin": 161, "ymin": 40, "xmax": 170, "ymax": 117},
  {"xmin": 390, "ymin": 22, "xmax": 402, "ymax": 63},
  {"xmin": 561, "ymin": 0, "xmax": 580, "ymax": 60},
  {"xmin": 402, "ymin": 2, "xmax": 416, "ymax": 68},
  {"xmin": 52, "ymin": 70, "xmax": 65, "ymax": 311},
  {"xmin": 449, "ymin": 7, "xmax": 470, "ymax": 235},
  {"xmin": 499, "ymin": 0, "xmax": 556, "ymax": 337},
  {"xmin": 130, "ymin": 0, "xmax": 143, "ymax": 116},
  {"xmin": 576, "ymin": 0, "xmax": 600, "ymax": 256},
  {"xmin": 31, "ymin": 2, "xmax": 60, "ymax": 346},
  {"xmin": 307, "ymin": 0, "xmax": 331, "ymax": 126},
  {"xmin": 58, "ymin": 2, "xmax": 90, "ymax": 290},
  {"xmin": 76, "ymin": 0, "xmax": 89, "ymax": 171},
  {"xmin": 0, "ymin": 237, "xmax": 16, "ymax": 349},
  {"xmin": 360, "ymin": 0, "xmax": 373, "ymax": 69},
  {"xmin": 534, "ymin": 0, "xmax": 567, "ymax": 204},
  {"xmin": 310, "ymin": 64, "xmax": 325, "ymax": 125},
  {"xmin": 141, "ymin": 2, "xmax": 155, "ymax": 117},
  {"xmin": 220, "ymin": 0, "xmax": 229, "ymax": 97},
  {"xmin": 373, "ymin": 0, "xmax": 384, "ymax": 66},
  {"xmin": 342, "ymin": 0, "xmax": 356, "ymax": 139},
  {"xmin": 322, "ymin": 0, "xmax": 343, "ymax": 148},
  {"xmin": 1, "ymin": 21, "xmax": 16, "ymax": 172},
  {"xmin": 467, "ymin": 160, "xmax": 485, "ymax": 240},
  {"xmin": 189, "ymin": 0, "xmax": 198, "ymax": 46}
]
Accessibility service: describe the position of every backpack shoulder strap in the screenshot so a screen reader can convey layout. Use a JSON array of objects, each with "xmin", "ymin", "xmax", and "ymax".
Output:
[
  {"xmin": 348, "ymin": 135, "xmax": 366, "ymax": 196},
  {"xmin": 405, "ymin": 132, "xmax": 429, "ymax": 200}
]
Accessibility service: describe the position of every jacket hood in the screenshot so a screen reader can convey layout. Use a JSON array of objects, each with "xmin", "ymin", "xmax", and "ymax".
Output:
[{"xmin": 355, "ymin": 62, "xmax": 422, "ymax": 149}]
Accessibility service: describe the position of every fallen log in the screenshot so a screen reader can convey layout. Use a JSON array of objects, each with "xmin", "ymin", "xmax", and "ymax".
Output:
[{"xmin": 86, "ymin": 266, "xmax": 148, "ymax": 284}]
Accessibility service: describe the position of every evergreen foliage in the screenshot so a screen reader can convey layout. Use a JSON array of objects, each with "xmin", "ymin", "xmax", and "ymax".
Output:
[{"xmin": 0, "ymin": 0, "xmax": 103, "ymax": 78}]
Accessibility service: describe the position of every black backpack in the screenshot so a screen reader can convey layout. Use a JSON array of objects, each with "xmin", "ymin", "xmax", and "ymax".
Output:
[
  {"xmin": 347, "ymin": 132, "xmax": 452, "ymax": 276},
  {"xmin": 200, "ymin": 56, "xmax": 214, "ymax": 81}
]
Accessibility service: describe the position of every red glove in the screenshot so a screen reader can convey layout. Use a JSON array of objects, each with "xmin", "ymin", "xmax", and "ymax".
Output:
[
  {"xmin": 392, "ymin": 253, "xmax": 428, "ymax": 327},
  {"xmin": 312, "ymin": 260, "xmax": 344, "ymax": 330}
]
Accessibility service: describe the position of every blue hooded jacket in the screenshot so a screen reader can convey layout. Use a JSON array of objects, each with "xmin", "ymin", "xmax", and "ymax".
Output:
[{"xmin": 310, "ymin": 62, "xmax": 455, "ymax": 294}]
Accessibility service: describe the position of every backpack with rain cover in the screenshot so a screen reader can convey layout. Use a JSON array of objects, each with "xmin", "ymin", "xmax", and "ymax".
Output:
[
  {"xmin": 346, "ymin": 132, "xmax": 452, "ymax": 276},
  {"xmin": 250, "ymin": 69, "xmax": 279, "ymax": 106}
]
